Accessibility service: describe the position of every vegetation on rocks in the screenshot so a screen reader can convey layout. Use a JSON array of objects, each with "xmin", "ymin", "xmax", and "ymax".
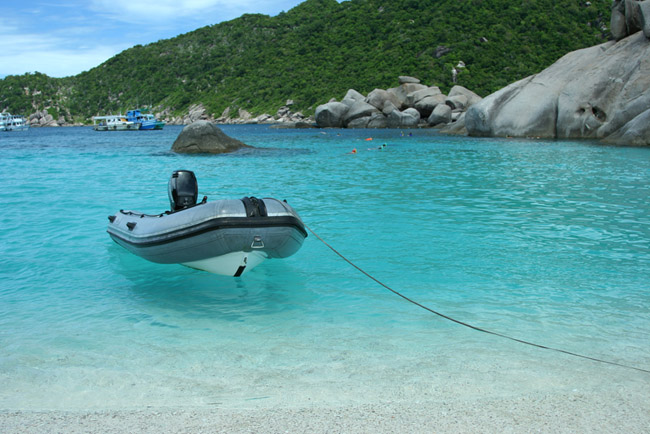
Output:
[{"xmin": 0, "ymin": 0, "xmax": 611, "ymax": 123}]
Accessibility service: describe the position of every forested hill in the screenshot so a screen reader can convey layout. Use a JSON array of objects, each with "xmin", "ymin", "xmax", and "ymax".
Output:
[{"xmin": 1, "ymin": 0, "xmax": 610, "ymax": 123}]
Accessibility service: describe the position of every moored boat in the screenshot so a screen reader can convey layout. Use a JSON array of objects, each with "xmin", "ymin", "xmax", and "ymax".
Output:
[
  {"xmin": 92, "ymin": 115, "xmax": 140, "ymax": 131},
  {"xmin": 0, "ymin": 112, "xmax": 29, "ymax": 131},
  {"xmin": 107, "ymin": 170, "xmax": 307, "ymax": 276},
  {"xmin": 126, "ymin": 109, "xmax": 165, "ymax": 130}
]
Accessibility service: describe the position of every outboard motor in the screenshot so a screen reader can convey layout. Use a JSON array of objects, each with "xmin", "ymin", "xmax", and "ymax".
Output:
[{"xmin": 168, "ymin": 170, "xmax": 198, "ymax": 212}]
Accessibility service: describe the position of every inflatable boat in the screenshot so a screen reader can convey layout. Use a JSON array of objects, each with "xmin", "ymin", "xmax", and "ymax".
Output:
[{"xmin": 107, "ymin": 170, "xmax": 307, "ymax": 276}]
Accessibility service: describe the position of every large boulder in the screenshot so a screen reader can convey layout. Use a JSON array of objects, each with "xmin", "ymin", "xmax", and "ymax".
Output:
[
  {"xmin": 428, "ymin": 104, "xmax": 452, "ymax": 126},
  {"xmin": 343, "ymin": 100, "xmax": 381, "ymax": 126},
  {"xmin": 414, "ymin": 94, "xmax": 447, "ymax": 117},
  {"xmin": 640, "ymin": 1, "xmax": 650, "ymax": 38},
  {"xmin": 611, "ymin": 0, "xmax": 650, "ymax": 40},
  {"xmin": 366, "ymin": 89, "xmax": 401, "ymax": 110},
  {"xmin": 464, "ymin": 31, "xmax": 650, "ymax": 145},
  {"xmin": 405, "ymin": 86, "xmax": 442, "ymax": 107},
  {"xmin": 315, "ymin": 101, "xmax": 349, "ymax": 127},
  {"xmin": 341, "ymin": 89, "xmax": 366, "ymax": 107},
  {"xmin": 388, "ymin": 82, "xmax": 429, "ymax": 109},
  {"xmin": 171, "ymin": 121, "xmax": 250, "ymax": 154},
  {"xmin": 447, "ymin": 85, "xmax": 483, "ymax": 107},
  {"xmin": 387, "ymin": 108, "xmax": 420, "ymax": 128},
  {"xmin": 603, "ymin": 108, "xmax": 650, "ymax": 146}
]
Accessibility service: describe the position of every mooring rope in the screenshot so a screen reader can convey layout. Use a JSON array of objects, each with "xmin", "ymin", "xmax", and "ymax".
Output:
[{"xmin": 304, "ymin": 223, "xmax": 650, "ymax": 374}]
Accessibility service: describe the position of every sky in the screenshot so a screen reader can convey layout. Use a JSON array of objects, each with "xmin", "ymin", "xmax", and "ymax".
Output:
[{"xmin": 0, "ymin": 0, "xmax": 322, "ymax": 78}]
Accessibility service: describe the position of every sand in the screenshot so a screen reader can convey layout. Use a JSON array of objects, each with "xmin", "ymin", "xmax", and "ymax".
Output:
[{"xmin": 2, "ymin": 392, "xmax": 650, "ymax": 434}]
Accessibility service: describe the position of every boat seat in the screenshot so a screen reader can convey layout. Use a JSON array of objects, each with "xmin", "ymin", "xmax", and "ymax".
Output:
[{"xmin": 241, "ymin": 197, "xmax": 268, "ymax": 217}]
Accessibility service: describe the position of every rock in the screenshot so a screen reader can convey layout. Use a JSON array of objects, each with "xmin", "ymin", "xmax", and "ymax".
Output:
[
  {"xmin": 406, "ymin": 86, "xmax": 442, "ymax": 107},
  {"xmin": 366, "ymin": 89, "xmax": 401, "ymax": 110},
  {"xmin": 414, "ymin": 94, "xmax": 447, "ymax": 117},
  {"xmin": 603, "ymin": 108, "xmax": 650, "ymax": 145},
  {"xmin": 640, "ymin": 1, "xmax": 650, "ymax": 38},
  {"xmin": 382, "ymin": 100, "xmax": 399, "ymax": 116},
  {"xmin": 398, "ymin": 76, "xmax": 421, "ymax": 84},
  {"xmin": 435, "ymin": 45, "xmax": 451, "ymax": 58},
  {"xmin": 315, "ymin": 76, "xmax": 481, "ymax": 129},
  {"xmin": 445, "ymin": 94, "xmax": 469, "ymax": 111},
  {"xmin": 341, "ymin": 89, "xmax": 366, "ymax": 107},
  {"xmin": 387, "ymin": 108, "xmax": 420, "ymax": 128},
  {"xmin": 447, "ymin": 85, "xmax": 483, "ymax": 107},
  {"xmin": 625, "ymin": 0, "xmax": 644, "ymax": 35},
  {"xmin": 611, "ymin": 0, "xmax": 650, "ymax": 40},
  {"xmin": 237, "ymin": 108, "xmax": 252, "ymax": 122},
  {"xmin": 315, "ymin": 101, "xmax": 349, "ymax": 127},
  {"xmin": 440, "ymin": 112, "xmax": 468, "ymax": 135},
  {"xmin": 171, "ymin": 121, "xmax": 250, "ymax": 154},
  {"xmin": 216, "ymin": 107, "xmax": 231, "ymax": 123},
  {"xmin": 186, "ymin": 104, "xmax": 209, "ymax": 123},
  {"xmin": 343, "ymin": 100, "xmax": 380, "ymax": 126},
  {"xmin": 347, "ymin": 116, "xmax": 371, "ymax": 128},
  {"xmin": 465, "ymin": 31, "xmax": 650, "ymax": 146},
  {"xmin": 611, "ymin": 1, "xmax": 628, "ymax": 40},
  {"xmin": 368, "ymin": 113, "xmax": 389, "ymax": 128},
  {"xmin": 388, "ymin": 82, "xmax": 428, "ymax": 109},
  {"xmin": 251, "ymin": 114, "xmax": 275, "ymax": 124},
  {"xmin": 428, "ymin": 104, "xmax": 452, "ymax": 126}
]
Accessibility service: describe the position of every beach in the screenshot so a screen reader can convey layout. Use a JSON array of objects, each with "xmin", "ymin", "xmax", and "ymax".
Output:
[{"xmin": 2, "ymin": 390, "xmax": 650, "ymax": 433}]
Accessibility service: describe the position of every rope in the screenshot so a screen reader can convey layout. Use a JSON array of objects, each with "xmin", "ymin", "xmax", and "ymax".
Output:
[{"xmin": 304, "ymin": 223, "xmax": 650, "ymax": 375}]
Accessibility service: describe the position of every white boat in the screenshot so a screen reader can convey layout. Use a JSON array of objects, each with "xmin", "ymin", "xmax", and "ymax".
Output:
[
  {"xmin": 92, "ymin": 115, "xmax": 140, "ymax": 131},
  {"xmin": 107, "ymin": 170, "xmax": 307, "ymax": 276},
  {"xmin": 0, "ymin": 112, "xmax": 30, "ymax": 131}
]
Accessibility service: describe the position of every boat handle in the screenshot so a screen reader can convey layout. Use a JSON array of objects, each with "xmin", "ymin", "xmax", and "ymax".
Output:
[{"xmin": 251, "ymin": 236, "xmax": 264, "ymax": 249}]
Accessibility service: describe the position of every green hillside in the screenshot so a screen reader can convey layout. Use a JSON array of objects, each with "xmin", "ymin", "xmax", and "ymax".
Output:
[{"xmin": 0, "ymin": 0, "xmax": 610, "ymax": 122}]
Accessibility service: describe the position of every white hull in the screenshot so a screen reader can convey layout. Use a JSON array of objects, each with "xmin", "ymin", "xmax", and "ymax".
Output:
[{"xmin": 183, "ymin": 251, "xmax": 268, "ymax": 276}]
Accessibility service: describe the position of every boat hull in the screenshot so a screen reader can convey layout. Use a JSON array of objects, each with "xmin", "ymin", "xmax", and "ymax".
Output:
[
  {"xmin": 138, "ymin": 121, "xmax": 165, "ymax": 130},
  {"xmin": 94, "ymin": 123, "xmax": 140, "ymax": 131},
  {"xmin": 107, "ymin": 198, "xmax": 307, "ymax": 276}
]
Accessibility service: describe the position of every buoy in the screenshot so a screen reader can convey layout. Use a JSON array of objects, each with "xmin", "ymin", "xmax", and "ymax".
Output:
[{"xmin": 365, "ymin": 137, "xmax": 373, "ymax": 141}]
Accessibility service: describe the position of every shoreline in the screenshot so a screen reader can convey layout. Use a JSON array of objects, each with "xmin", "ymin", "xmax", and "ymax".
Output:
[{"xmin": 3, "ymin": 392, "xmax": 649, "ymax": 433}]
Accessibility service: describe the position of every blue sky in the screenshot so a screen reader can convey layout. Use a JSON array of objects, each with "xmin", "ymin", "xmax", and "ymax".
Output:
[{"xmin": 0, "ymin": 0, "xmax": 323, "ymax": 78}]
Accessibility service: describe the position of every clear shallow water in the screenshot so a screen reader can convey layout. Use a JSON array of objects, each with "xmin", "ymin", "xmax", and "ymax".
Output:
[{"xmin": 0, "ymin": 125, "xmax": 649, "ymax": 410}]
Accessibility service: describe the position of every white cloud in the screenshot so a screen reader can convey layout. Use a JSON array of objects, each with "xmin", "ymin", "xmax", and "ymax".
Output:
[
  {"xmin": 0, "ymin": 19, "xmax": 126, "ymax": 77},
  {"xmin": 88, "ymin": 0, "xmax": 261, "ymax": 24}
]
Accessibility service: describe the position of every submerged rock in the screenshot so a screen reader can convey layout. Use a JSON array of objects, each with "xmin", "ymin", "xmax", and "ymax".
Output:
[{"xmin": 171, "ymin": 121, "xmax": 251, "ymax": 154}]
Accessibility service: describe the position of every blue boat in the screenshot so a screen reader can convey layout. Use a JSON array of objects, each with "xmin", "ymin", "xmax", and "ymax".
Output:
[{"xmin": 126, "ymin": 109, "xmax": 165, "ymax": 130}]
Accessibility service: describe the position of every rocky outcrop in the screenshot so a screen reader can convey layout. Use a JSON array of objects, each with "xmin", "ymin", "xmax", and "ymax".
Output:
[
  {"xmin": 611, "ymin": 0, "xmax": 650, "ymax": 40},
  {"xmin": 315, "ymin": 76, "xmax": 482, "ymax": 129},
  {"xmin": 28, "ymin": 110, "xmax": 63, "ymax": 127},
  {"xmin": 463, "ymin": 29, "xmax": 650, "ymax": 146},
  {"xmin": 171, "ymin": 121, "xmax": 251, "ymax": 154},
  {"xmin": 161, "ymin": 100, "xmax": 312, "ymax": 126}
]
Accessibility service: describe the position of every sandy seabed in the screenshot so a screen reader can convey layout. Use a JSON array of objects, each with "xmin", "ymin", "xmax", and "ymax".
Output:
[{"xmin": 2, "ymin": 393, "xmax": 649, "ymax": 434}]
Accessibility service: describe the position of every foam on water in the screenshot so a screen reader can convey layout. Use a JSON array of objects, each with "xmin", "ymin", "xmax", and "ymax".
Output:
[{"xmin": 0, "ymin": 126, "xmax": 649, "ymax": 410}]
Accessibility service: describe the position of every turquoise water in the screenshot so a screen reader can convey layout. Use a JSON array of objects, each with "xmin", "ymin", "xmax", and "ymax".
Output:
[{"xmin": 1, "ymin": 125, "xmax": 649, "ymax": 410}]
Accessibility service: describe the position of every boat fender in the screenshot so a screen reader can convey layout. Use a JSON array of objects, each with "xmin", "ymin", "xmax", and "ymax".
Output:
[
  {"xmin": 126, "ymin": 222, "xmax": 137, "ymax": 231},
  {"xmin": 241, "ymin": 196, "xmax": 268, "ymax": 217}
]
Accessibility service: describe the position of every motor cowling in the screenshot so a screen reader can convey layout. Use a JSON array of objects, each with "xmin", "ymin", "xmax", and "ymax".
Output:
[{"xmin": 168, "ymin": 170, "xmax": 198, "ymax": 212}]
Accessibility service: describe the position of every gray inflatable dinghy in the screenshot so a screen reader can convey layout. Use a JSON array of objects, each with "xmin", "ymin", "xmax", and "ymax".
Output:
[{"xmin": 107, "ymin": 170, "xmax": 307, "ymax": 276}]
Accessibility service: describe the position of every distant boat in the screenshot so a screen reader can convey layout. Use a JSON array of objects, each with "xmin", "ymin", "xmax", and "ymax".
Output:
[
  {"xmin": 0, "ymin": 112, "xmax": 29, "ymax": 131},
  {"xmin": 126, "ymin": 109, "xmax": 165, "ymax": 130},
  {"xmin": 92, "ymin": 115, "xmax": 140, "ymax": 131}
]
